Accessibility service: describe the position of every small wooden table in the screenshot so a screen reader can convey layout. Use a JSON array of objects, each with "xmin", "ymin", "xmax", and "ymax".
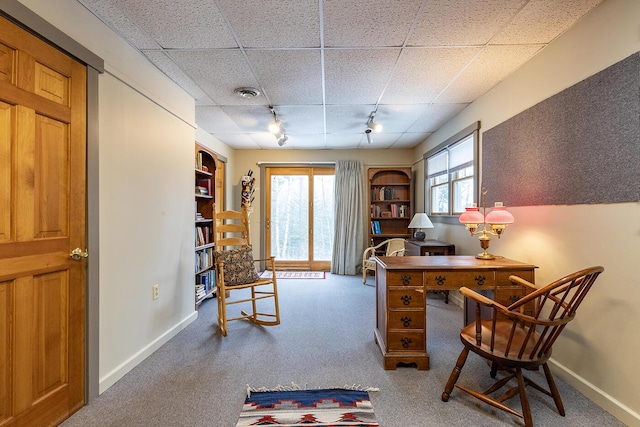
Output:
[
  {"xmin": 404, "ymin": 239, "xmax": 455, "ymax": 256},
  {"xmin": 374, "ymin": 255, "xmax": 536, "ymax": 370}
]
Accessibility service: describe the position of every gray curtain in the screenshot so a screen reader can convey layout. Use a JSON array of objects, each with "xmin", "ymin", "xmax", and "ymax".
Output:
[{"xmin": 331, "ymin": 160, "xmax": 364, "ymax": 275}]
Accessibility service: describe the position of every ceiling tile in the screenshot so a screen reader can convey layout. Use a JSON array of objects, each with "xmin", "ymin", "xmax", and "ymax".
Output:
[
  {"xmin": 77, "ymin": 0, "xmax": 161, "ymax": 49},
  {"xmin": 284, "ymin": 134, "xmax": 328, "ymax": 149},
  {"xmin": 374, "ymin": 104, "xmax": 430, "ymax": 133},
  {"xmin": 491, "ymin": 0, "xmax": 605, "ymax": 44},
  {"xmin": 406, "ymin": 103, "xmax": 468, "ymax": 132},
  {"xmin": 437, "ymin": 45, "xmax": 543, "ymax": 103},
  {"xmin": 275, "ymin": 106, "xmax": 326, "ymax": 134},
  {"xmin": 324, "ymin": 133, "xmax": 368, "ymax": 149},
  {"xmin": 325, "ymin": 105, "xmax": 377, "ymax": 133},
  {"xmin": 409, "ymin": 0, "xmax": 527, "ymax": 46},
  {"xmin": 107, "ymin": 0, "xmax": 237, "ymax": 48},
  {"xmin": 196, "ymin": 106, "xmax": 245, "ymax": 134},
  {"xmin": 168, "ymin": 50, "xmax": 262, "ymax": 105},
  {"xmin": 324, "ymin": 49, "xmax": 400, "ymax": 105},
  {"xmin": 220, "ymin": 106, "xmax": 275, "ymax": 132},
  {"xmin": 382, "ymin": 47, "xmax": 481, "ymax": 104},
  {"xmin": 394, "ymin": 132, "xmax": 432, "ymax": 147},
  {"xmin": 324, "ymin": 0, "xmax": 423, "ymax": 47},
  {"xmin": 247, "ymin": 50, "xmax": 323, "ymax": 105},
  {"xmin": 218, "ymin": 0, "xmax": 320, "ymax": 48},
  {"xmin": 217, "ymin": 134, "xmax": 265, "ymax": 149},
  {"xmin": 143, "ymin": 51, "xmax": 214, "ymax": 104}
]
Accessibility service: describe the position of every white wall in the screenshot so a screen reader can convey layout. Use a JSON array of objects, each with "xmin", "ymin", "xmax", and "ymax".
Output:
[
  {"xmin": 413, "ymin": 0, "xmax": 640, "ymax": 424},
  {"xmin": 17, "ymin": 0, "xmax": 200, "ymax": 393}
]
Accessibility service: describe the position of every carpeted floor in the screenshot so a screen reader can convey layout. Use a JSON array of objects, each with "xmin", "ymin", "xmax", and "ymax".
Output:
[{"xmin": 61, "ymin": 273, "xmax": 624, "ymax": 427}]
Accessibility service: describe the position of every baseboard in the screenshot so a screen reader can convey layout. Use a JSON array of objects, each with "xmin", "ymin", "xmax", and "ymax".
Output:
[
  {"xmin": 549, "ymin": 359, "xmax": 640, "ymax": 427},
  {"xmin": 98, "ymin": 310, "xmax": 199, "ymax": 395}
]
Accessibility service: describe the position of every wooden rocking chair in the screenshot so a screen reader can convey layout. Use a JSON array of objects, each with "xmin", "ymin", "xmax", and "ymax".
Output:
[
  {"xmin": 441, "ymin": 266, "xmax": 604, "ymax": 427},
  {"xmin": 212, "ymin": 206, "xmax": 280, "ymax": 336}
]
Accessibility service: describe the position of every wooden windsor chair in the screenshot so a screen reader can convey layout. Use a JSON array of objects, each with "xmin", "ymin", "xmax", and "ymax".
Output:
[{"xmin": 441, "ymin": 266, "xmax": 604, "ymax": 427}]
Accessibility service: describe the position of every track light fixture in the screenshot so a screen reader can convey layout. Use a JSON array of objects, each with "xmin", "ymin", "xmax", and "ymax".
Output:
[
  {"xmin": 269, "ymin": 106, "xmax": 287, "ymax": 146},
  {"xmin": 365, "ymin": 128, "xmax": 373, "ymax": 144},
  {"xmin": 365, "ymin": 110, "xmax": 381, "ymax": 144}
]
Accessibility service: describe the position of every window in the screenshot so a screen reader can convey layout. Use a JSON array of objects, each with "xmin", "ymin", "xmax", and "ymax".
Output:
[{"xmin": 424, "ymin": 122, "xmax": 479, "ymax": 216}]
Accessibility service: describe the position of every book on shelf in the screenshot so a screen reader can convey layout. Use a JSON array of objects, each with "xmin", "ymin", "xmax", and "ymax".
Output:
[
  {"xmin": 196, "ymin": 269, "xmax": 216, "ymax": 293},
  {"xmin": 195, "ymin": 247, "xmax": 214, "ymax": 272},
  {"xmin": 371, "ymin": 220, "xmax": 381, "ymax": 234},
  {"xmin": 195, "ymin": 226, "xmax": 210, "ymax": 247},
  {"xmin": 196, "ymin": 178, "xmax": 211, "ymax": 195}
]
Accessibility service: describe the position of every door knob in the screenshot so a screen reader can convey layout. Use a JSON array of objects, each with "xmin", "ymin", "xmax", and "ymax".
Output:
[{"xmin": 70, "ymin": 248, "xmax": 89, "ymax": 260}]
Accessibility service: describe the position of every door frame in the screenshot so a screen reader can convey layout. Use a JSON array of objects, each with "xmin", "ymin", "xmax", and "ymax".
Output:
[
  {"xmin": 260, "ymin": 163, "xmax": 334, "ymax": 271},
  {"xmin": 0, "ymin": 0, "xmax": 104, "ymax": 403}
]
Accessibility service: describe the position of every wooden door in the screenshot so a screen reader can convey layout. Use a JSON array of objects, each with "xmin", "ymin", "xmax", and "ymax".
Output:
[{"xmin": 0, "ymin": 16, "xmax": 87, "ymax": 426}]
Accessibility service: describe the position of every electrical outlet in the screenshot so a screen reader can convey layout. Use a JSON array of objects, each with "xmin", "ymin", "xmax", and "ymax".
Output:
[{"xmin": 152, "ymin": 284, "xmax": 159, "ymax": 300}]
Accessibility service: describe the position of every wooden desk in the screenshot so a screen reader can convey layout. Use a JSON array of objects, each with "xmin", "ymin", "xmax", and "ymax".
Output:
[
  {"xmin": 374, "ymin": 255, "xmax": 536, "ymax": 370},
  {"xmin": 404, "ymin": 239, "xmax": 455, "ymax": 256},
  {"xmin": 404, "ymin": 239, "xmax": 456, "ymax": 303}
]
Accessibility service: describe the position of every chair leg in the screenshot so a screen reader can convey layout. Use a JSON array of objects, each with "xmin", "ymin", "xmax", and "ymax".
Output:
[
  {"xmin": 516, "ymin": 368, "xmax": 533, "ymax": 427},
  {"xmin": 442, "ymin": 347, "xmax": 469, "ymax": 401},
  {"xmin": 543, "ymin": 363, "xmax": 565, "ymax": 416},
  {"xmin": 217, "ymin": 284, "xmax": 228, "ymax": 337}
]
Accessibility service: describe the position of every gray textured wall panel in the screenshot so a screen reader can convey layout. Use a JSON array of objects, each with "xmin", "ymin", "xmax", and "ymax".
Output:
[{"xmin": 482, "ymin": 52, "xmax": 640, "ymax": 207}]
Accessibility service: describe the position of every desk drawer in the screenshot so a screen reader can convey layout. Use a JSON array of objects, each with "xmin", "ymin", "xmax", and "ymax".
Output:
[
  {"xmin": 388, "ymin": 288, "xmax": 425, "ymax": 309},
  {"xmin": 425, "ymin": 271, "xmax": 495, "ymax": 290},
  {"xmin": 387, "ymin": 331, "xmax": 425, "ymax": 351},
  {"xmin": 388, "ymin": 310, "xmax": 425, "ymax": 330},
  {"xmin": 387, "ymin": 271, "xmax": 422, "ymax": 287},
  {"xmin": 496, "ymin": 270, "xmax": 534, "ymax": 286}
]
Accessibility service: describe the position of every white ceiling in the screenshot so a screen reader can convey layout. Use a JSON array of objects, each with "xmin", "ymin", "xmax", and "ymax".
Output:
[{"xmin": 76, "ymin": 0, "xmax": 604, "ymax": 150}]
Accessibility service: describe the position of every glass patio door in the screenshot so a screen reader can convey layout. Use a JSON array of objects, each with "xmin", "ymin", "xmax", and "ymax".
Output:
[{"xmin": 265, "ymin": 167, "xmax": 334, "ymax": 270}]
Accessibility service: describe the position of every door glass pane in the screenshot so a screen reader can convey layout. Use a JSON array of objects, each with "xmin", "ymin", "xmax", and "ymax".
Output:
[
  {"xmin": 270, "ymin": 174, "xmax": 309, "ymax": 260},
  {"xmin": 313, "ymin": 174, "xmax": 334, "ymax": 261}
]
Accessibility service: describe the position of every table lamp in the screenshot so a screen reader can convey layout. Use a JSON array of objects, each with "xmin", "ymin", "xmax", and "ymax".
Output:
[
  {"xmin": 459, "ymin": 188, "xmax": 514, "ymax": 259},
  {"xmin": 408, "ymin": 213, "xmax": 434, "ymax": 241}
]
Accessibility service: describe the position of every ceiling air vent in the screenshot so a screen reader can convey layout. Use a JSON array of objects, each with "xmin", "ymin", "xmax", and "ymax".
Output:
[{"xmin": 234, "ymin": 87, "xmax": 261, "ymax": 99}]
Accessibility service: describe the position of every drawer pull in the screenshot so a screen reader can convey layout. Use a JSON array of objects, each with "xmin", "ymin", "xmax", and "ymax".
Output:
[
  {"xmin": 400, "ymin": 295, "xmax": 412, "ymax": 305},
  {"xmin": 400, "ymin": 316, "xmax": 412, "ymax": 327},
  {"xmin": 474, "ymin": 275, "xmax": 486, "ymax": 286},
  {"xmin": 401, "ymin": 275, "xmax": 411, "ymax": 285},
  {"xmin": 435, "ymin": 275, "xmax": 446, "ymax": 286},
  {"xmin": 400, "ymin": 337, "xmax": 412, "ymax": 348}
]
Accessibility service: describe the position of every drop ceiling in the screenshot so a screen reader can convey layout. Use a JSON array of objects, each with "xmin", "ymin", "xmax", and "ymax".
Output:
[{"xmin": 76, "ymin": 0, "xmax": 604, "ymax": 149}]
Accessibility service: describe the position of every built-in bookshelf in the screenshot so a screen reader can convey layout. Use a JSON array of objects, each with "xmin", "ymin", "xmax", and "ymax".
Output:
[
  {"xmin": 368, "ymin": 167, "xmax": 413, "ymax": 249},
  {"xmin": 195, "ymin": 144, "xmax": 217, "ymax": 307}
]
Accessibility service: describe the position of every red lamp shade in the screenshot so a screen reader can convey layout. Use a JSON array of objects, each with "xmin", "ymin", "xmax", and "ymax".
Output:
[
  {"xmin": 485, "ymin": 202, "xmax": 514, "ymax": 225},
  {"xmin": 459, "ymin": 206, "xmax": 485, "ymax": 224}
]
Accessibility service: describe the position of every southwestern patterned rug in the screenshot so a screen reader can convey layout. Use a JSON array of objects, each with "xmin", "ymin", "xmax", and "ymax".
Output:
[
  {"xmin": 259, "ymin": 271, "xmax": 326, "ymax": 279},
  {"xmin": 237, "ymin": 385, "xmax": 379, "ymax": 426}
]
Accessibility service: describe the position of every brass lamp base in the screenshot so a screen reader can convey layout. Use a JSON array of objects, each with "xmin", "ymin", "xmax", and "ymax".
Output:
[
  {"xmin": 476, "ymin": 234, "xmax": 495, "ymax": 260},
  {"xmin": 475, "ymin": 251, "xmax": 496, "ymax": 260}
]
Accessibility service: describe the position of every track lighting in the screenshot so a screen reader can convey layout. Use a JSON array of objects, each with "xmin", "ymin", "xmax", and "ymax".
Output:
[
  {"xmin": 268, "ymin": 106, "xmax": 287, "ymax": 146},
  {"xmin": 365, "ymin": 110, "xmax": 381, "ymax": 144},
  {"xmin": 367, "ymin": 111, "xmax": 382, "ymax": 133}
]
